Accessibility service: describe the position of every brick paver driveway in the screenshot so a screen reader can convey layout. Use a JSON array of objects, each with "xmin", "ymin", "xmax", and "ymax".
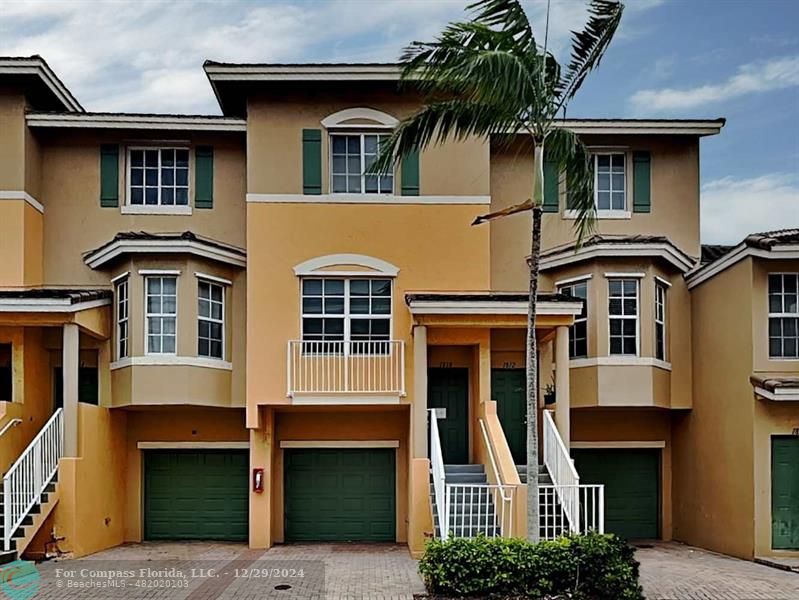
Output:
[
  {"xmin": 22, "ymin": 541, "xmax": 424, "ymax": 599},
  {"xmin": 638, "ymin": 542, "xmax": 799, "ymax": 600}
]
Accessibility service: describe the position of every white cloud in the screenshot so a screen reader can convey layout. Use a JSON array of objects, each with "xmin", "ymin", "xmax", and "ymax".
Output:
[
  {"xmin": 630, "ymin": 55, "xmax": 799, "ymax": 112},
  {"xmin": 701, "ymin": 173, "xmax": 799, "ymax": 244},
  {"xmin": 0, "ymin": 0, "xmax": 653, "ymax": 114}
]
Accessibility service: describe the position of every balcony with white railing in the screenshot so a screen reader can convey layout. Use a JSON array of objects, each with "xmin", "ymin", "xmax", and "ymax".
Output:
[{"xmin": 287, "ymin": 340, "xmax": 405, "ymax": 400}]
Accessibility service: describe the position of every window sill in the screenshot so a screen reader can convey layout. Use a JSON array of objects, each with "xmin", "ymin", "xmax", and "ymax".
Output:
[
  {"xmin": 569, "ymin": 356, "xmax": 672, "ymax": 371},
  {"xmin": 563, "ymin": 209, "xmax": 631, "ymax": 220},
  {"xmin": 110, "ymin": 356, "xmax": 232, "ymax": 371},
  {"xmin": 121, "ymin": 204, "xmax": 193, "ymax": 216}
]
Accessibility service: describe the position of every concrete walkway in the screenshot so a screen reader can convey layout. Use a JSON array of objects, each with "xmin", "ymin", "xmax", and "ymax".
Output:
[{"xmin": 637, "ymin": 542, "xmax": 799, "ymax": 600}]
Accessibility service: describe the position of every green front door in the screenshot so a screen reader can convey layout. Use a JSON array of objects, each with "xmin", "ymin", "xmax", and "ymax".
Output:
[
  {"xmin": 572, "ymin": 448, "xmax": 659, "ymax": 540},
  {"xmin": 284, "ymin": 448, "xmax": 395, "ymax": 542},
  {"xmin": 772, "ymin": 437, "xmax": 799, "ymax": 549},
  {"xmin": 144, "ymin": 450, "xmax": 248, "ymax": 541},
  {"xmin": 492, "ymin": 369, "xmax": 526, "ymax": 464},
  {"xmin": 428, "ymin": 368, "xmax": 469, "ymax": 464}
]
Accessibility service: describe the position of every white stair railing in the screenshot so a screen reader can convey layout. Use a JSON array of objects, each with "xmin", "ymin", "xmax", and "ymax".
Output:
[
  {"xmin": 542, "ymin": 409, "xmax": 580, "ymax": 533},
  {"xmin": 444, "ymin": 484, "xmax": 516, "ymax": 538},
  {"xmin": 478, "ymin": 419, "xmax": 514, "ymax": 536},
  {"xmin": 428, "ymin": 409, "xmax": 447, "ymax": 539},
  {"xmin": 3, "ymin": 409, "xmax": 63, "ymax": 552},
  {"xmin": 540, "ymin": 484, "xmax": 604, "ymax": 540}
]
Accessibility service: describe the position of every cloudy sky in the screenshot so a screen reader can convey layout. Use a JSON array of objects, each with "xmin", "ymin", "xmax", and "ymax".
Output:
[{"xmin": 2, "ymin": 0, "xmax": 797, "ymax": 244}]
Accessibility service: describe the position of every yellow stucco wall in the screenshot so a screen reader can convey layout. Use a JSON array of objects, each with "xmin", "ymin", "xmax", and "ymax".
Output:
[
  {"xmin": 246, "ymin": 203, "xmax": 490, "ymax": 417},
  {"xmin": 673, "ymin": 258, "xmax": 756, "ymax": 558},
  {"xmin": 490, "ymin": 135, "xmax": 701, "ymax": 291}
]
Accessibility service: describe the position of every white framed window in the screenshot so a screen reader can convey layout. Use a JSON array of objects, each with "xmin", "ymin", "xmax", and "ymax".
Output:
[
  {"xmin": 115, "ymin": 278, "xmax": 129, "ymax": 360},
  {"xmin": 128, "ymin": 148, "xmax": 189, "ymax": 207},
  {"xmin": 145, "ymin": 276, "xmax": 177, "ymax": 354},
  {"xmin": 558, "ymin": 280, "xmax": 588, "ymax": 359},
  {"xmin": 594, "ymin": 153, "xmax": 626, "ymax": 211},
  {"xmin": 655, "ymin": 282, "xmax": 667, "ymax": 361},
  {"xmin": 608, "ymin": 278, "xmax": 638, "ymax": 356},
  {"xmin": 198, "ymin": 280, "xmax": 224, "ymax": 360},
  {"xmin": 769, "ymin": 273, "xmax": 799, "ymax": 359},
  {"xmin": 330, "ymin": 134, "xmax": 393, "ymax": 194},
  {"xmin": 301, "ymin": 278, "xmax": 391, "ymax": 353}
]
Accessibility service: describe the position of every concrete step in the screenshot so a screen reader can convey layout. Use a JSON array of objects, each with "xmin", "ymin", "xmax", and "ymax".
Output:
[
  {"xmin": 445, "ymin": 472, "xmax": 488, "ymax": 484},
  {"xmin": 444, "ymin": 464, "xmax": 485, "ymax": 474}
]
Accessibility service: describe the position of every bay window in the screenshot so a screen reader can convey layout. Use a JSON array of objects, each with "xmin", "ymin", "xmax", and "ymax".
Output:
[
  {"xmin": 198, "ymin": 280, "xmax": 225, "ymax": 359},
  {"xmin": 146, "ymin": 276, "xmax": 177, "ymax": 354},
  {"xmin": 115, "ymin": 277, "xmax": 129, "ymax": 360},
  {"xmin": 655, "ymin": 282, "xmax": 667, "ymax": 361},
  {"xmin": 558, "ymin": 280, "xmax": 588, "ymax": 358}
]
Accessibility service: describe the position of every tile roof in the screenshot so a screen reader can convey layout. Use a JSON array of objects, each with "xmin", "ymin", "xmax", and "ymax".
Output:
[
  {"xmin": 700, "ymin": 244, "xmax": 734, "ymax": 265},
  {"xmin": 84, "ymin": 231, "xmax": 246, "ymax": 263},
  {"xmin": 0, "ymin": 288, "xmax": 111, "ymax": 304},
  {"xmin": 742, "ymin": 228, "xmax": 799, "ymax": 250},
  {"xmin": 750, "ymin": 375, "xmax": 799, "ymax": 392}
]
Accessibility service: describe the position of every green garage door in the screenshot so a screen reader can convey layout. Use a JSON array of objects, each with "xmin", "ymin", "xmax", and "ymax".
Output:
[
  {"xmin": 572, "ymin": 448, "xmax": 659, "ymax": 540},
  {"xmin": 285, "ymin": 448, "xmax": 395, "ymax": 542},
  {"xmin": 144, "ymin": 450, "xmax": 248, "ymax": 541},
  {"xmin": 772, "ymin": 437, "xmax": 799, "ymax": 549}
]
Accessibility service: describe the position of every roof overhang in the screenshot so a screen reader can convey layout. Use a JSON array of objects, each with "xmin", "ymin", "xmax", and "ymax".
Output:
[
  {"xmin": 687, "ymin": 244, "xmax": 799, "ymax": 289},
  {"xmin": 0, "ymin": 57, "xmax": 82, "ymax": 112},
  {"xmin": 84, "ymin": 238, "xmax": 247, "ymax": 269},
  {"xmin": 551, "ymin": 119, "xmax": 725, "ymax": 136},
  {"xmin": 541, "ymin": 242, "xmax": 696, "ymax": 273},
  {"xmin": 0, "ymin": 297, "xmax": 110, "ymax": 313},
  {"xmin": 406, "ymin": 293, "xmax": 582, "ymax": 317},
  {"xmin": 204, "ymin": 63, "xmax": 401, "ymax": 82},
  {"xmin": 26, "ymin": 112, "xmax": 246, "ymax": 132},
  {"xmin": 751, "ymin": 376, "xmax": 799, "ymax": 402}
]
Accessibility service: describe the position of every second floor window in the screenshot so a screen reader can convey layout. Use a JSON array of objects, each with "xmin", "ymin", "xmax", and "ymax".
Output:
[
  {"xmin": 146, "ymin": 276, "xmax": 177, "ymax": 354},
  {"xmin": 558, "ymin": 280, "xmax": 588, "ymax": 359},
  {"xmin": 769, "ymin": 273, "xmax": 799, "ymax": 359},
  {"xmin": 608, "ymin": 278, "xmax": 638, "ymax": 355},
  {"xmin": 655, "ymin": 282, "xmax": 667, "ymax": 361},
  {"xmin": 129, "ymin": 148, "xmax": 189, "ymax": 206},
  {"xmin": 198, "ymin": 281, "xmax": 224, "ymax": 360},
  {"xmin": 115, "ymin": 278, "xmax": 129, "ymax": 360},
  {"xmin": 301, "ymin": 278, "xmax": 391, "ymax": 351},
  {"xmin": 331, "ymin": 134, "xmax": 393, "ymax": 194},
  {"xmin": 595, "ymin": 153, "xmax": 626, "ymax": 211}
]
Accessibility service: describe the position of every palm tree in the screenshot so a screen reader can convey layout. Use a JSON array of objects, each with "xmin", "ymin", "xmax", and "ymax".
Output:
[{"xmin": 376, "ymin": 0, "xmax": 624, "ymax": 542}]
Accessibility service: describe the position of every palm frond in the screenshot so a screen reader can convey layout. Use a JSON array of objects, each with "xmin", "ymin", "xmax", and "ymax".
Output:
[
  {"xmin": 468, "ymin": 0, "xmax": 535, "ymax": 50},
  {"xmin": 544, "ymin": 126, "xmax": 596, "ymax": 243},
  {"xmin": 553, "ymin": 0, "xmax": 623, "ymax": 114},
  {"xmin": 472, "ymin": 198, "xmax": 534, "ymax": 225},
  {"xmin": 371, "ymin": 99, "xmax": 524, "ymax": 174}
]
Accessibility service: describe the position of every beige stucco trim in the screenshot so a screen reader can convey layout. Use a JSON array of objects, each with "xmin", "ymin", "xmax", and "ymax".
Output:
[
  {"xmin": 137, "ymin": 268, "xmax": 181, "ymax": 275},
  {"xmin": 137, "ymin": 441, "xmax": 249, "ymax": 449},
  {"xmin": 293, "ymin": 253, "xmax": 399, "ymax": 277},
  {"xmin": 195, "ymin": 272, "xmax": 233, "ymax": 286},
  {"xmin": 321, "ymin": 107, "xmax": 399, "ymax": 129},
  {"xmin": 0, "ymin": 298, "xmax": 110, "ymax": 313},
  {"xmin": 687, "ymin": 244, "xmax": 799, "ymax": 289},
  {"xmin": 110, "ymin": 356, "xmax": 233, "ymax": 371},
  {"xmin": 408, "ymin": 300, "xmax": 583, "ymax": 316},
  {"xmin": 121, "ymin": 204, "xmax": 193, "ymax": 216},
  {"xmin": 555, "ymin": 274, "xmax": 593, "ymax": 287},
  {"xmin": 0, "ymin": 191, "xmax": 45, "ymax": 213},
  {"xmin": 753, "ymin": 387, "xmax": 799, "ymax": 402},
  {"xmin": 563, "ymin": 209, "xmax": 631, "ymax": 220},
  {"xmin": 110, "ymin": 271, "xmax": 130, "ymax": 284},
  {"xmin": 541, "ymin": 244, "xmax": 695, "ymax": 273},
  {"xmin": 571, "ymin": 440, "xmax": 666, "ymax": 449},
  {"xmin": 246, "ymin": 193, "xmax": 491, "ymax": 205},
  {"xmin": 570, "ymin": 356, "xmax": 673, "ymax": 371},
  {"xmin": 85, "ymin": 239, "xmax": 247, "ymax": 269},
  {"xmin": 26, "ymin": 113, "xmax": 246, "ymax": 131},
  {"xmin": 604, "ymin": 271, "xmax": 646, "ymax": 278},
  {"xmin": 655, "ymin": 276, "xmax": 673, "ymax": 288},
  {"xmin": 279, "ymin": 440, "xmax": 400, "ymax": 448}
]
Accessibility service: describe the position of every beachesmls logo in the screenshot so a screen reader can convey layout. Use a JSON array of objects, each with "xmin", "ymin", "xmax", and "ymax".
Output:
[{"xmin": 0, "ymin": 560, "xmax": 40, "ymax": 600}]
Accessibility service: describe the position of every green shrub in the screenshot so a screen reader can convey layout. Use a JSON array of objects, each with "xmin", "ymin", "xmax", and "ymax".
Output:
[{"xmin": 418, "ymin": 532, "xmax": 644, "ymax": 599}]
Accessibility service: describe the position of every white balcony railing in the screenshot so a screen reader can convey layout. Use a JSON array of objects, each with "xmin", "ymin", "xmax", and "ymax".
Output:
[{"xmin": 287, "ymin": 340, "xmax": 405, "ymax": 396}]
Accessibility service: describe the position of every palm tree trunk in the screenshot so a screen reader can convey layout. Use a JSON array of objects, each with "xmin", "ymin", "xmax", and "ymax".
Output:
[{"xmin": 526, "ymin": 142, "xmax": 544, "ymax": 543}]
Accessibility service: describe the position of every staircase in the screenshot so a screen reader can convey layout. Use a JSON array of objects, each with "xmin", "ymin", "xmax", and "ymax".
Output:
[
  {"xmin": 1, "ymin": 409, "xmax": 63, "ymax": 563},
  {"xmin": 431, "ymin": 464, "xmax": 503, "ymax": 538},
  {"xmin": 515, "ymin": 464, "xmax": 551, "ymax": 484}
]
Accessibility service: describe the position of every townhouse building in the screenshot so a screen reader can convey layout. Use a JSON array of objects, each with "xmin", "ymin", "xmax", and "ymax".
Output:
[{"xmin": 0, "ymin": 55, "xmax": 796, "ymax": 563}]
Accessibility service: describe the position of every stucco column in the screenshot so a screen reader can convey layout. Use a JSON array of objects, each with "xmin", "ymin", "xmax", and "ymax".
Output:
[
  {"xmin": 62, "ymin": 323, "xmax": 79, "ymax": 457},
  {"xmin": 412, "ymin": 325, "xmax": 428, "ymax": 458},
  {"xmin": 554, "ymin": 326, "xmax": 571, "ymax": 448}
]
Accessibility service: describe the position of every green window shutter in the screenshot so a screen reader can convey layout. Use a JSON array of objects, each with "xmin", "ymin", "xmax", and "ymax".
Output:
[
  {"xmin": 100, "ymin": 144, "xmax": 119, "ymax": 207},
  {"xmin": 542, "ymin": 158, "xmax": 559, "ymax": 212},
  {"xmin": 400, "ymin": 149, "xmax": 420, "ymax": 196},
  {"xmin": 195, "ymin": 146, "xmax": 214, "ymax": 209},
  {"xmin": 302, "ymin": 129, "xmax": 322, "ymax": 195},
  {"xmin": 633, "ymin": 151, "xmax": 651, "ymax": 213}
]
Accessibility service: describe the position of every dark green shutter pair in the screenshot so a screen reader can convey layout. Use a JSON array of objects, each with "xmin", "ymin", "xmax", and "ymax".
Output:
[
  {"xmin": 302, "ymin": 128, "xmax": 419, "ymax": 195},
  {"xmin": 544, "ymin": 151, "xmax": 651, "ymax": 213},
  {"xmin": 99, "ymin": 145, "xmax": 214, "ymax": 208}
]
